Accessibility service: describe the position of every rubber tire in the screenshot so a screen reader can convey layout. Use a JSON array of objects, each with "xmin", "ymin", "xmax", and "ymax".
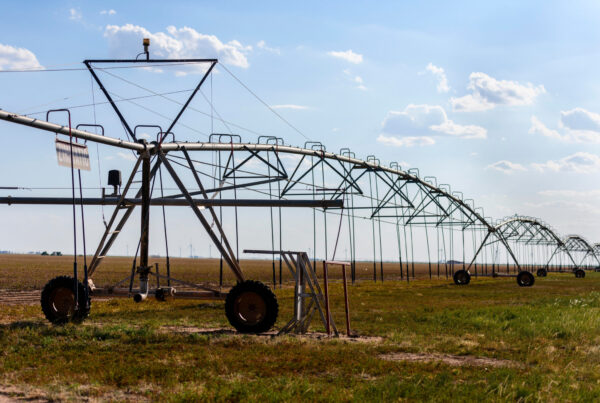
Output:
[
  {"xmin": 516, "ymin": 271, "xmax": 535, "ymax": 287},
  {"xmin": 225, "ymin": 280, "xmax": 278, "ymax": 334},
  {"xmin": 575, "ymin": 269, "xmax": 586, "ymax": 278},
  {"xmin": 41, "ymin": 276, "xmax": 90, "ymax": 325},
  {"xmin": 453, "ymin": 269, "xmax": 471, "ymax": 285},
  {"xmin": 536, "ymin": 268, "xmax": 547, "ymax": 277}
]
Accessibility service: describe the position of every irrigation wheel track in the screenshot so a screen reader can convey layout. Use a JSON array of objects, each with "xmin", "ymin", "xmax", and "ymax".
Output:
[{"xmin": 0, "ymin": 290, "xmax": 41, "ymax": 306}]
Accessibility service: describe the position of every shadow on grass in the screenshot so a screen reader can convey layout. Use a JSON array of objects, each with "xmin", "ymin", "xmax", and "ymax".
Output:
[
  {"xmin": 91, "ymin": 301, "xmax": 224, "ymax": 320},
  {"xmin": 165, "ymin": 327, "xmax": 238, "ymax": 336},
  {"xmin": 0, "ymin": 320, "xmax": 46, "ymax": 331}
]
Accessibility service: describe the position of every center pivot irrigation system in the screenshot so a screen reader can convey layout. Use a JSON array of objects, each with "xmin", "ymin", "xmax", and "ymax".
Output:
[{"xmin": 1, "ymin": 41, "xmax": 598, "ymax": 333}]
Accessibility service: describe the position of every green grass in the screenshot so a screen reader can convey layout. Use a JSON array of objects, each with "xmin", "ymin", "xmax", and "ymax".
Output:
[{"xmin": 2, "ymin": 271, "xmax": 600, "ymax": 401}]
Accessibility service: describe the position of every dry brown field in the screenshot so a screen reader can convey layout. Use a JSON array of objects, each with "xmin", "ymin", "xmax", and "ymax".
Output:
[{"xmin": 0, "ymin": 254, "xmax": 527, "ymax": 292}]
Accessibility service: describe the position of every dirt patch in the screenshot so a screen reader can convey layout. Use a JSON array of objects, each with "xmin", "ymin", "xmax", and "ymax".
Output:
[
  {"xmin": 161, "ymin": 326, "xmax": 244, "ymax": 336},
  {"xmin": 0, "ymin": 385, "xmax": 48, "ymax": 402},
  {"xmin": 159, "ymin": 325, "xmax": 383, "ymax": 343},
  {"xmin": 295, "ymin": 332, "xmax": 383, "ymax": 344},
  {"xmin": 0, "ymin": 383, "xmax": 150, "ymax": 402},
  {"xmin": 380, "ymin": 352, "xmax": 522, "ymax": 368}
]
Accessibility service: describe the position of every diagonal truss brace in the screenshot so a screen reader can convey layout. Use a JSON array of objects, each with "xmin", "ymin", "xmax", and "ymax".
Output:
[{"xmin": 160, "ymin": 148, "xmax": 244, "ymax": 282}]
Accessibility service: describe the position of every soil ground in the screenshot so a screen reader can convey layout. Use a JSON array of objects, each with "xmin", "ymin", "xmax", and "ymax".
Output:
[{"xmin": 1, "ymin": 254, "xmax": 599, "ymax": 401}]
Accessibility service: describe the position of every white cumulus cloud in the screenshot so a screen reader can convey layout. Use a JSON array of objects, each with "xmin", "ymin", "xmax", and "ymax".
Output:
[
  {"xmin": 104, "ymin": 24, "xmax": 251, "ymax": 72},
  {"xmin": 451, "ymin": 72, "xmax": 545, "ymax": 112},
  {"xmin": 531, "ymin": 152, "xmax": 600, "ymax": 174},
  {"xmin": 529, "ymin": 109, "xmax": 600, "ymax": 143},
  {"xmin": 100, "ymin": 9, "xmax": 116, "ymax": 15},
  {"xmin": 328, "ymin": 49, "xmax": 363, "ymax": 64},
  {"xmin": 376, "ymin": 135, "xmax": 435, "ymax": 147},
  {"xmin": 486, "ymin": 160, "xmax": 527, "ymax": 174},
  {"xmin": 524, "ymin": 200, "xmax": 600, "ymax": 217},
  {"xmin": 561, "ymin": 108, "xmax": 600, "ymax": 131},
  {"xmin": 529, "ymin": 116, "xmax": 563, "ymax": 140},
  {"xmin": 560, "ymin": 108, "xmax": 600, "ymax": 143},
  {"xmin": 379, "ymin": 104, "xmax": 486, "ymax": 148},
  {"xmin": 0, "ymin": 43, "xmax": 42, "ymax": 70},
  {"xmin": 538, "ymin": 189, "xmax": 600, "ymax": 199},
  {"xmin": 488, "ymin": 152, "xmax": 600, "ymax": 175},
  {"xmin": 423, "ymin": 63, "xmax": 449, "ymax": 93}
]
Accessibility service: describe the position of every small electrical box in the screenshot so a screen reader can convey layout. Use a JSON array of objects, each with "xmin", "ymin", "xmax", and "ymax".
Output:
[{"xmin": 108, "ymin": 169, "xmax": 121, "ymax": 195}]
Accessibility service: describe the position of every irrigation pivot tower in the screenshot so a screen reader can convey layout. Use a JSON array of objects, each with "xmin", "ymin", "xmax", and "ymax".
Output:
[{"xmin": 2, "ymin": 40, "xmax": 598, "ymax": 333}]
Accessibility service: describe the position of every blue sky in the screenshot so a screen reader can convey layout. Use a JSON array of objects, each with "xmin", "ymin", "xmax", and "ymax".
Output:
[{"xmin": 0, "ymin": 0, "xmax": 599, "ymax": 257}]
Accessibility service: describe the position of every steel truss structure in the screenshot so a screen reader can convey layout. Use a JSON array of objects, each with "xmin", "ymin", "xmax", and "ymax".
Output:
[
  {"xmin": 0, "ymin": 107, "xmax": 526, "ymax": 276},
  {"xmin": 1, "ymin": 48, "xmax": 600, "ymax": 331},
  {"xmin": 562, "ymin": 235, "xmax": 600, "ymax": 271},
  {"xmin": 485, "ymin": 216, "xmax": 586, "ymax": 278}
]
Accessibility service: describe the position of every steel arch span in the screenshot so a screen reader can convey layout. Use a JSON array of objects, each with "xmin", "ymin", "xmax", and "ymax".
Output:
[
  {"xmin": 0, "ymin": 108, "xmax": 526, "ymax": 283},
  {"xmin": 490, "ymin": 216, "xmax": 581, "ymax": 276},
  {"xmin": 563, "ymin": 235, "xmax": 600, "ymax": 270}
]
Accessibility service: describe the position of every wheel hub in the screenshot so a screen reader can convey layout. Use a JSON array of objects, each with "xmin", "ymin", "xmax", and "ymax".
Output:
[
  {"xmin": 234, "ymin": 291, "xmax": 266, "ymax": 325},
  {"xmin": 49, "ymin": 287, "xmax": 75, "ymax": 319}
]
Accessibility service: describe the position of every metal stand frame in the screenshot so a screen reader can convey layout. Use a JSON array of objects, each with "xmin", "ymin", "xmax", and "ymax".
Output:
[{"xmin": 244, "ymin": 250, "xmax": 333, "ymax": 335}]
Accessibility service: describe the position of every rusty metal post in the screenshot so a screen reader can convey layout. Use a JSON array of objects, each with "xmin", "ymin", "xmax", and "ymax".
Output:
[
  {"xmin": 322, "ymin": 260, "xmax": 351, "ymax": 337},
  {"xmin": 341, "ymin": 264, "xmax": 351, "ymax": 336},
  {"xmin": 323, "ymin": 261, "xmax": 331, "ymax": 335}
]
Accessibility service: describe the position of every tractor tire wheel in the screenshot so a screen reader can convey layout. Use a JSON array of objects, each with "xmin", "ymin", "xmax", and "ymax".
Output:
[
  {"xmin": 517, "ymin": 271, "xmax": 535, "ymax": 287},
  {"xmin": 225, "ymin": 280, "xmax": 278, "ymax": 334},
  {"xmin": 575, "ymin": 269, "xmax": 586, "ymax": 278},
  {"xmin": 41, "ymin": 276, "xmax": 90, "ymax": 325},
  {"xmin": 536, "ymin": 268, "xmax": 547, "ymax": 277},
  {"xmin": 453, "ymin": 269, "xmax": 471, "ymax": 285}
]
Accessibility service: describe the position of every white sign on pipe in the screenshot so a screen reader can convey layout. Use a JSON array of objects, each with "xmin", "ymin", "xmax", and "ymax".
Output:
[{"xmin": 55, "ymin": 138, "xmax": 91, "ymax": 171}]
